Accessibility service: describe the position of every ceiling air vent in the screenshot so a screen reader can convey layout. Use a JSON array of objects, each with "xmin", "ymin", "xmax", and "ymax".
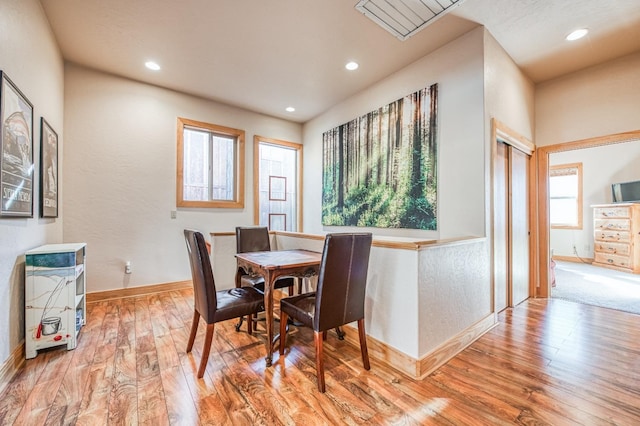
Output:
[{"xmin": 355, "ymin": 0, "xmax": 466, "ymax": 41}]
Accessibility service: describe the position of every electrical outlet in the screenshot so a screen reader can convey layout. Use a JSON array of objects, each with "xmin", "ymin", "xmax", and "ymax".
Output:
[
  {"xmin": 125, "ymin": 261, "xmax": 132, "ymax": 274},
  {"xmin": 170, "ymin": 210, "xmax": 177, "ymax": 219}
]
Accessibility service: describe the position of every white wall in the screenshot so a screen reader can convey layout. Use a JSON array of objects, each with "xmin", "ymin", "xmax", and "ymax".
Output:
[
  {"xmin": 0, "ymin": 0, "xmax": 64, "ymax": 366},
  {"xmin": 536, "ymin": 51, "xmax": 640, "ymax": 147},
  {"xmin": 550, "ymin": 141, "xmax": 640, "ymax": 258},
  {"xmin": 537, "ymin": 51, "xmax": 640, "ymax": 260},
  {"xmin": 484, "ymin": 31, "xmax": 535, "ymax": 142},
  {"xmin": 302, "ymin": 27, "xmax": 486, "ymax": 240},
  {"xmin": 419, "ymin": 238, "xmax": 490, "ymax": 354},
  {"xmin": 63, "ymin": 64, "xmax": 302, "ymax": 292},
  {"xmin": 301, "ymin": 27, "xmax": 512, "ymax": 359}
]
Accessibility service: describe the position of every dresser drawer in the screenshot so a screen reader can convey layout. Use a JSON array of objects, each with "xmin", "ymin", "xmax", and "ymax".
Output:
[
  {"xmin": 594, "ymin": 241, "xmax": 630, "ymax": 256},
  {"xmin": 594, "ymin": 218, "xmax": 630, "ymax": 231},
  {"xmin": 595, "ymin": 230, "xmax": 631, "ymax": 243},
  {"xmin": 594, "ymin": 252, "xmax": 632, "ymax": 269},
  {"xmin": 594, "ymin": 206, "xmax": 631, "ymax": 219}
]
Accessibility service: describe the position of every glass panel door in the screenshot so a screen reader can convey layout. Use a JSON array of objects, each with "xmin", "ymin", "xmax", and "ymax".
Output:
[{"xmin": 255, "ymin": 137, "xmax": 301, "ymax": 231}]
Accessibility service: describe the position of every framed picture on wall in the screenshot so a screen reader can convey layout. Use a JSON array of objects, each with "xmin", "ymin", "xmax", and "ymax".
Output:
[
  {"xmin": 0, "ymin": 71, "xmax": 34, "ymax": 217},
  {"xmin": 40, "ymin": 118, "xmax": 58, "ymax": 218}
]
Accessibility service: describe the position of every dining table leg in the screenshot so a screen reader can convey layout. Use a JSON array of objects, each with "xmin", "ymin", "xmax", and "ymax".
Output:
[
  {"xmin": 263, "ymin": 270, "xmax": 275, "ymax": 367},
  {"xmin": 234, "ymin": 267, "xmax": 245, "ymax": 332}
]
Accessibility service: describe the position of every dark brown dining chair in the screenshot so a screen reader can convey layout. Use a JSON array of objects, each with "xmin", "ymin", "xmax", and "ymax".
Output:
[
  {"xmin": 184, "ymin": 229, "xmax": 264, "ymax": 378},
  {"xmin": 279, "ymin": 233, "xmax": 373, "ymax": 392},
  {"xmin": 235, "ymin": 226, "xmax": 295, "ymax": 293}
]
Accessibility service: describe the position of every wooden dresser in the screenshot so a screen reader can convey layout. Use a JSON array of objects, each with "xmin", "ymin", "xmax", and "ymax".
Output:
[{"xmin": 592, "ymin": 203, "xmax": 640, "ymax": 274}]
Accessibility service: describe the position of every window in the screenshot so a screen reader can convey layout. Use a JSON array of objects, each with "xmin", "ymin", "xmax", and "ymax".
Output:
[
  {"xmin": 177, "ymin": 117, "xmax": 244, "ymax": 208},
  {"xmin": 254, "ymin": 136, "xmax": 302, "ymax": 231},
  {"xmin": 549, "ymin": 163, "xmax": 582, "ymax": 229}
]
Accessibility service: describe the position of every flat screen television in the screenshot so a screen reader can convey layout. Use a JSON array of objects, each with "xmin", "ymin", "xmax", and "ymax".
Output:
[{"xmin": 612, "ymin": 180, "xmax": 640, "ymax": 203}]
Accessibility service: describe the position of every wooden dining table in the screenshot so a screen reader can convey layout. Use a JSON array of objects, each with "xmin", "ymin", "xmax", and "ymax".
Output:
[{"xmin": 235, "ymin": 249, "xmax": 322, "ymax": 366}]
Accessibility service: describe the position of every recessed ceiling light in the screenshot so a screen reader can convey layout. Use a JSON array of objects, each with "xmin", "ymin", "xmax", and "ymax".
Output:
[
  {"xmin": 285, "ymin": 106, "xmax": 295, "ymax": 112},
  {"xmin": 345, "ymin": 61, "xmax": 359, "ymax": 71},
  {"xmin": 566, "ymin": 29, "xmax": 588, "ymax": 41},
  {"xmin": 145, "ymin": 61, "xmax": 161, "ymax": 71}
]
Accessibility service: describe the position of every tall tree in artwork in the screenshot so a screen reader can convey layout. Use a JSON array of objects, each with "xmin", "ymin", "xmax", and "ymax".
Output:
[
  {"xmin": 321, "ymin": 83, "xmax": 438, "ymax": 230},
  {"xmin": 337, "ymin": 125, "xmax": 344, "ymax": 210},
  {"xmin": 410, "ymin": 90, "xmax": 423, "ymax": 200}
]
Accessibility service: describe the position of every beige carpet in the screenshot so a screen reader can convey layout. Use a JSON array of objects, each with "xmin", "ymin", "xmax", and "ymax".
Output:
[{"xmin": 552, "ymin": 260, "xmax": 640, "ymax": 315}]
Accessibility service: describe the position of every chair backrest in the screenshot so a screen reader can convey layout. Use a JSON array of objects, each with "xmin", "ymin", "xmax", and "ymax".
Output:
[
  {"xmin": 184, "ymin": 229, "xmax": 217, "ymax": 323},
  {"xmin": 236, "ymin": 226, "xmax": 271, "ymax": 253},
  {"xmin": 314, "ymin": 233, "xmax": 373, "ymax": 331}
]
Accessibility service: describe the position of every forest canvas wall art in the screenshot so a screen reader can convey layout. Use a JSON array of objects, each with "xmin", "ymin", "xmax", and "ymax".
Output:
[{"xmin": 322, "ymin": 83, "xmax": 437, "ymax": 230}]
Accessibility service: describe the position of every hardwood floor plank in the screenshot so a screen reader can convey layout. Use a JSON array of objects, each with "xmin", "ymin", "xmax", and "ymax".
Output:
[
  {"xmin": 428, "ymin": 365, "xmax": 522, "ymax": 422},
  {"xmin": 2, "ymin": 293, "xmax": 639, "ymax": 425},
  {"xmin": 45, "ymin": 316, "xmax": 103, "ymax": 425},
  {"xmin": 218, "ymin": 349, "xmax": 296, "ymax": 425},
  {"xmin": 158, "ymin": 292, "xmax": 185, "ymax": 330},
  {"xmin": 136, "ymin": 349, "xmax": 169, "ymax": 425},
  {"xmin": 12, "ymin": 349, "xmax": 74, "ymax": 425},
  {"xmin": 278, "ymin": 330, "xmax": 377, "ymax": 423},
  {"xmin": 75, "ymin": 299, "xmax": 122, "ymax": 425},
  {"xmin": 107, "ymin": 337, "xmax": 138, "ymax": 424},
  {"xmin": 160, "ymin": 365, "xmax": 201, "ymax": 425},
  {"xmin": 0, "ymin": 350, "xmax": 52, "ymax": 424},
  {"xmin": 453, "ymin": 346, "xmax": 623, "ymax": 424},
  {"xmin": 74, "ymin": 363, "xmax": 111, "ymax": 425},
  {"xmin": 197, "ymin": 393, "xmax": 234, "ymax": 426},
  {"xmin": 148, "ymin": 294, "xmax": 171, "ymax": 338},
  {"xmin": 168, "ymin": 289, "xmax": 194, "ymax": 323},
  {"xmin": 134, "ymin": 295, "xmax": 153, "ymax": 339},
  {"xmin": 120, "ymin": 296, "xmax": 137, "ymax": 324}
]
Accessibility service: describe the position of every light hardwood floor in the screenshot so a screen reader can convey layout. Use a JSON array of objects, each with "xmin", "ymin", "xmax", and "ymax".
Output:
[{"xmin": 1, "ymin": 289, "xmax": 639, "ymax": 425}]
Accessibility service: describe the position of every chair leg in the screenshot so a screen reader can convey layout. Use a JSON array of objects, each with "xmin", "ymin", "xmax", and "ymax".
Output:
[
  {"xmin": 279, "ymin": 311, "xmax": 288, "ymax": 355},
  {"xmin": 247, "ymin": 314, "xmax": 252, "ymax": 335},
  {"xmin": 357, "ymin": 318, "xmax": 370, "ymax": 370},
  {"xmin": 314, "ymin": 331, "xmax": 326, "ymax": 392},
  {"xmin": 197, "ymin": 323, "xmax": 215, "ymax": 379},
  {"xmin": 322, "ymin": 330, "xmax": 327, "ymax": 341},
  {"xmin": 288, "ymin": 284, "xmax": 294, "ymax": 296},
  {"xmin": 186, "ymin": 311, "xmax": 200, "ymax": 352},
  {"xmin": 335, "ymin": 326, "xmax": 345, "ymax": 340},
  {"xmin": 235, "ymin": 316, "xmax": 244, "ymax": 332}
]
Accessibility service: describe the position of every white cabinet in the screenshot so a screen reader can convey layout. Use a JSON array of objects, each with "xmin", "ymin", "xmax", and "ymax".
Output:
[{"xmin": 25, "ymin": 243, "xmax": 86, "ymax": 359}]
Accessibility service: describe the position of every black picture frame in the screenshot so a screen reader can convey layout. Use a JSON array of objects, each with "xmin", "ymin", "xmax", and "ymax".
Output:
[
  {"xmin": 0, "ymin": 71, "xmax": 34, "ymax": 218},
  {"xmin": 40, "ymin": 118, "xmax": 58, "ymax": 218}
]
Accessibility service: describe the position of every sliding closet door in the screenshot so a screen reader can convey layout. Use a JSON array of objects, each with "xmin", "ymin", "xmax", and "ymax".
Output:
[
  {"xmin": 494, "ymin": 142, "xmax": 509, "ymax": 312},
  {"xmin": 509, "ymin": 146, "xmax": 530, "ymax": 306},
  {"xmin": 494, "ymin": 139, "xmax": 530, "ymax": 311}
]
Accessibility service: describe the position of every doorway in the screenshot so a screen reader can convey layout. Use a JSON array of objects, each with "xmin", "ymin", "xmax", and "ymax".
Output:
[
  {"xmin": 543, "ymin": 133, "xmax": 640, "ymax": 314},
  {"xmin": 535, "ymin": 129, "xmax": 640, "ymax": 299}
]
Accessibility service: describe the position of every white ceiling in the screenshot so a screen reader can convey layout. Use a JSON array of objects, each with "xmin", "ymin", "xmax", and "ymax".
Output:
[{"xmin": 39, "ymin": 0, "xmax": 640, "ymax": 123}]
